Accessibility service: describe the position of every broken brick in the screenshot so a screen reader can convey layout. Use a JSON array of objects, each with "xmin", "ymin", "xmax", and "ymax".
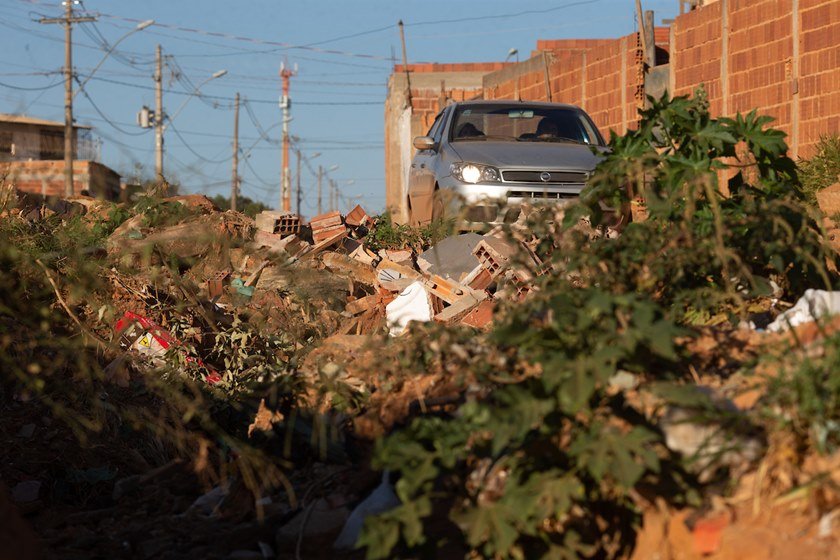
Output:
[
  {"xmin": 460, "ymin": 299, "xmax": 495, "ymax": 329},
  {"xmin": 344, "ymin": 204, "xmax": 370, "ymax": 228},
  {"xmin": 206, "ymin": 270, "xmax": 230, "ymax": 299}
]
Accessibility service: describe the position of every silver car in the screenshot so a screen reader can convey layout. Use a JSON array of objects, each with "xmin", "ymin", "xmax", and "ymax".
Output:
[{"xmin": 407, "ymin": 100, "xmax": 606, "ymax": 227}]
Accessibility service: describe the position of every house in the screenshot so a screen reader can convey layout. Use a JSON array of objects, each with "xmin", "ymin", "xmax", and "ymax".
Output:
[{"xmin": 0, "ymin": 113, "xmax": 121, "ymax": 199}]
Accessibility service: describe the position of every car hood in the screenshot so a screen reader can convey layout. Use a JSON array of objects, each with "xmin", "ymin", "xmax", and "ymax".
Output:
[{"xmin": 448, "ymin": 140, "xmax": 603, "ymax": 171}]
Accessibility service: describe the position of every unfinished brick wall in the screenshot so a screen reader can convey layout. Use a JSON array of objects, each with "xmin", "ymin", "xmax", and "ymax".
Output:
[
  {"xmin": 1, "ymin": 160, "xmax": 120, "ymax": 199},
  {"xmin": 673, "ymin": 1, "xmax": 724, "ymax": 113},
  {"xmin": 799, "ymin": 0, "xmax": 840, "ymax": 156},
  {"xmin": 483, "ymin": 32, "xmax": 645, "ymax": 136},
  {"xmin": 673, "ymin": 0, "xmax": 840, "ymax": 158}
]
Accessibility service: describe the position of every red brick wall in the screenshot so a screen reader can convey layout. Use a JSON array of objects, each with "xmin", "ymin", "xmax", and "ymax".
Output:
[
  {"xmin": 484, "ymin": 33, "xmax": 644, "ymax": 136},
  {"xmin": 673, "ymin": 1, "xmax": 724, "ymax": 114},
  {"xmin": 799, "ymin": 0, "xmax": 840, "ymax": 156},
  {"xmin": 673, "ymin": 0, "xmax": 840, "ymax": 158},
  {"xmin": 1, "ymin": 160, "xmax": 120, "ymax": 199}
]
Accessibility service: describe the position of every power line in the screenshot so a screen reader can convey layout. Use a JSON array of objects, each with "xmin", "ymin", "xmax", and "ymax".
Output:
[
  {"xmin": 0, "ymin": 79, "xmax": 63, "ymax": 91},
  {"xmin": 168, "ymin": 121, "xmax": 231, "ymax": 164},
  {"xmin": 84, "ymin": 75, "xmax": 382, "ymax": 105},
  {"xmin": 73, "ymin": 75, "xmax": 149, "ymax": 136},
  {"xmin": 404, "ymin": 0, "xmax": 601, "ymax": 28}
]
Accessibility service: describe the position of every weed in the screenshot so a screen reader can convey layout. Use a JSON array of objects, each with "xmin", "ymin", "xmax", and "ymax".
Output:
[{"xmin": 799, "ymin": 135, "xmax": 840, "ymax": 205}]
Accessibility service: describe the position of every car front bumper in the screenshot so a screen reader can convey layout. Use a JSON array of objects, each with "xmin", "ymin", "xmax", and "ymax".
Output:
[{"xmin": 437, "ymin": 176, "xmax": 586, "ymax": 225}]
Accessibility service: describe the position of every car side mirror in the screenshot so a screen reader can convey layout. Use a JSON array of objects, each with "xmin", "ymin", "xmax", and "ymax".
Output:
[{"xmin": 413, "ymin": 136, "xmax": 437, "ymax": 151}]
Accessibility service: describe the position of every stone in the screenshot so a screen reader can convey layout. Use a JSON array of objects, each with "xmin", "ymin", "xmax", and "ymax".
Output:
[
  {"xmin": 11, "ymin": 481, "xmax": 40, "ymax": 503},
  {"xmin": 275, "ymin": 499, "xmax": 350, "ymax": 547},
  {"xmin": 16, "ymin": 424, "xmax": 35, "ymax": 438}
]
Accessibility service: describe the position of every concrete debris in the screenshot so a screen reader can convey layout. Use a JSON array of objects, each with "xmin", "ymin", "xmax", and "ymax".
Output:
[
  {"xmin": 386, "ymin": 281, "xmax": 434, "ymax": 336},
  {"xmin": 660, "ymin": 388, "xmax": 763, "ymax": 483},
  {"xmin": 417, "ymin": 233, "xmax": 483, "ymax": 279},
  {"xmin": 766, "ymin": 289, "xmax": 840, "ymax": 332}
]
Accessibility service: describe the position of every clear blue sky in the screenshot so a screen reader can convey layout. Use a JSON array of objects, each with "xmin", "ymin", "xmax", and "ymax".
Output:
[{"xmin": 0, "ymin": 0, "xmax": 678, "ymax": 215}]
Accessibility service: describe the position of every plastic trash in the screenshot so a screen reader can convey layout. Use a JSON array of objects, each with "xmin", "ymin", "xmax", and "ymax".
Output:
[
  {"xmin": 766, "ymin": 289, "xmax": 840, "ymax": 332},
  {"xmin": 333, "ymin": 471, "xmax": 400, "ymax": 550},
  {"xmin": 385, "ymin": 281, "xmax": 433, "ymax": 336}
]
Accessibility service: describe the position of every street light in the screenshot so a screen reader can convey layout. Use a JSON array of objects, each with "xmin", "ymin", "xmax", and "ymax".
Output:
[
  {"xmin": 505, "ymin": 48, "xmax": 519, "ymax": 63},
  {"xmin": 75, "ymin": 19, "xmax": 154, "ymax": 95},
  {"xmin": 163, "ymin": 69, "xmax": 228, "ymax": 130}
]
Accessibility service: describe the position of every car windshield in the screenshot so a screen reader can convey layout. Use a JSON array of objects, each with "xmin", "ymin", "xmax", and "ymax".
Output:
[{"xmin": 449, "ymin": 104, "xmax": 603, "ymax": 145}]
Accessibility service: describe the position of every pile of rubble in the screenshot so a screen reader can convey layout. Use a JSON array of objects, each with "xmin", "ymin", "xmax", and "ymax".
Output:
[{"xmin": 246, "ymin": 205, "xmax": 546, "ymax": 337}]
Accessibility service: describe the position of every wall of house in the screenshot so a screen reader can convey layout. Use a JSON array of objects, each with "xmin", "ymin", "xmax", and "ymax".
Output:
[
  {"xmin": 1, "ymin": 160, "xmax": 121, "ymax": 199},
  {"xmin": 385, "ymin": 63, "xmax": 506, "ymax": 222}
]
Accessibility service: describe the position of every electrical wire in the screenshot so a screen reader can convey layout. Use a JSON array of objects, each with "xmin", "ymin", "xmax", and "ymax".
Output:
[
  {"xmin": 168, "ymin": 121, "xmax": 232, "ymax": 164},
  {"xmin": 0, "ymin": 78, "xmax": 63, "ymax": 91},
  {"xmin": 72, "ymin": 75, "xmax": 149, "ymax": 136},
  {"xmin": 84, "ymin": 75, "xmax": 383, "ymax": 105}
]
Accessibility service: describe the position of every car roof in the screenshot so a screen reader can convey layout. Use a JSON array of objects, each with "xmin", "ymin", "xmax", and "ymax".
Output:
[{"xmin": 450, "ymin": 99, "xmax": 583, "ymax": 111}]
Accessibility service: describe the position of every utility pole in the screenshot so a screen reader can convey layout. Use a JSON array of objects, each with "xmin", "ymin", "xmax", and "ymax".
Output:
[
  {"xmin": 39, "ymin": 1, "xmax": 95, "ymax": 197},
  {"xmin": 155, "ymin": 44, "xmax": 164, "ymax": 182},
  {"xmin": 295, "ymin": 149, "xmax": 302, "ymax": 217},
  {"xmin": 279, "ymin": 63, "xmax": 297, "ymax": 213},
  {"xmin": 398, "ymin": 20, "xmax": 412, "ymax": 109},
  {"xmin": 317, "ymin": 165, "xmax": 323, "ymax": 215},
  {"xmin": 231, "ymin": 92, "xmax": 240, "ymax": 212}
]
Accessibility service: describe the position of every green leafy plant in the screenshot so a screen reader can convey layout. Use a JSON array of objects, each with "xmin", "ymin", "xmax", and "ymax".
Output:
[
  {"xmin": 360, "ymin": 284, "xmax": 695, "ymax": 559},
  {"xmin": 365, "ymin": 212, "xmax": 453, "ymax": 253},
  {"xmin": 763, "ymin": 332, "xmax": 840, "ymax": 455},
  {"xmin": 561, "ymin": 88, "xmax": 834, "ymax": 318},
  {"xmin": 799, "ymin": 135, "xmax": 840, "ymax": 205}
]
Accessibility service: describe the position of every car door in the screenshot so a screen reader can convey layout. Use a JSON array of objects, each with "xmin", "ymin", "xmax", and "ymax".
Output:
[{"xmin": 408, "ymin": 109, "xmax": 446, "ymax": 224}]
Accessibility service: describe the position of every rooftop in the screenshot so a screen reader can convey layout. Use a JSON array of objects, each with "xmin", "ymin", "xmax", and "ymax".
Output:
[{"xmin": 0, "ymin": 113, "xmax": 91, "ymax": 129}]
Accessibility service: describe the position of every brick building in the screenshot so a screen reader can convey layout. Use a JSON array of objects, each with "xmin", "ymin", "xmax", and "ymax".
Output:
[
  {"xmin": 383, "ymin": 0, "xmax": 840, "ymax": 221},
  {"xmin": 0, "ymin": 113, "xmax": 121, "ymax": 199}
]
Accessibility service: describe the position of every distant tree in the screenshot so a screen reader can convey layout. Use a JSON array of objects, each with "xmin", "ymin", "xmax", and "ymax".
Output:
[{"xmin": 211, "ymin": 194, "xmax": 272, "ymax": 218}]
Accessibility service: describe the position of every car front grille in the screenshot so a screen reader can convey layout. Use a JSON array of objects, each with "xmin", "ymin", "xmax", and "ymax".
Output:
[
  {"xmin": 501, "ymin": 170, "xmax": 588, "ymax": 184},
  {"xmin": 507, "ymin": 191, "xmax": 579, "ymax": 200}
]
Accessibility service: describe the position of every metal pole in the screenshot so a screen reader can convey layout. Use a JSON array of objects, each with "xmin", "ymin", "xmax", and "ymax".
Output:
[
  {"xmin": 155, "ymin": 44, "xmax": 164, "ymax": 183},
  {"xmin": 231, "ymin": 92, "xmax": 239, "ymax": 212},
  {"xmin": 63, "ymin": 0, "xmax": 74, "ymax": 197},
  {"xmin": 295, "ymin": 149, "xmax": 302, "ymax": 217},
  {"xmin": 398, "ymin": 20, "xmax": 412, "ymax": 109},
  {"xmin": 317, "ymin": 165, "xmax": 323, "ymax": 215}
]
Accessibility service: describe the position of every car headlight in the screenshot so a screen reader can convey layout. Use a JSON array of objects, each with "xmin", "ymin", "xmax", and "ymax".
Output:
[{"xmin": 450, "ymin": 162, "xmax": 500, "ymax": 184}]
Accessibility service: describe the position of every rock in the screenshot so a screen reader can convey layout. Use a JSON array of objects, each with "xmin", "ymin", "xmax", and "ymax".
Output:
[
  {"xmin": 275, "ymin": 499, "xmax": 350, "ymax": 548},
  {"xmin": 11, "ymin": 481, "xmax": 40, "ymax": 504},
  {"xmin": 16, "ymin": 424, "xmax": 35, "ymax": 438},
  {"xmin": 660, "ymin": 388, "xmax": 763, "ymax": 483}
]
